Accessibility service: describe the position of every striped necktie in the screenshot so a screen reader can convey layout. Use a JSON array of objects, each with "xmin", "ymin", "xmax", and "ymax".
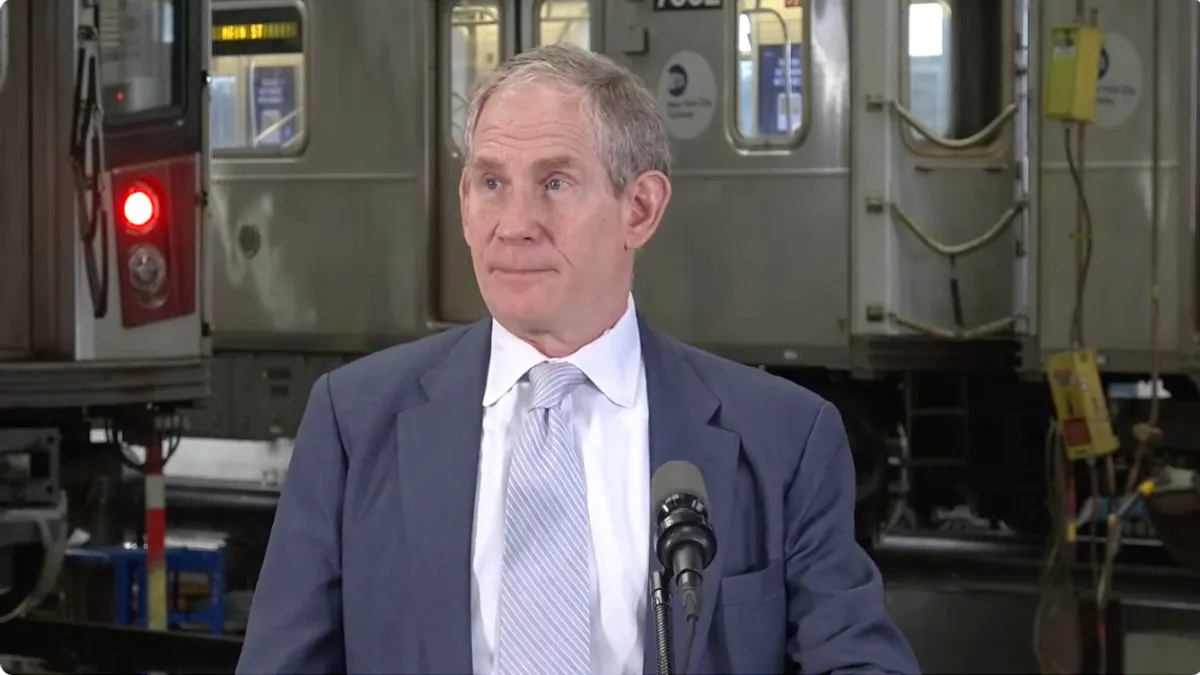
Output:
[{"xmin": 495, "ymin": 360, "xmax": 592, "ymax": 675}]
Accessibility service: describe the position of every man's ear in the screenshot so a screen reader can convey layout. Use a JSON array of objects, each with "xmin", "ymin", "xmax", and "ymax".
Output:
[
  {"xmin": 459, "ymin": 168, "xmax": 470, "ymax": 240},
  {"xmin": 623, "ymin": 170, "xmax": 671, "ymax": 251}
]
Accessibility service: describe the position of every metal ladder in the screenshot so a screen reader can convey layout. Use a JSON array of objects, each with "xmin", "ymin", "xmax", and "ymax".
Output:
[{"xmin": 902, "ymin": 371, "xmax": 971, "ymax": 471}]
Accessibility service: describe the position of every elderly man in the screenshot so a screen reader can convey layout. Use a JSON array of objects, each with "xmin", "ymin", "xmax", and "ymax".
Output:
[{"xmin": 237, "ymin": 43, "xmax": 919, "ymax": 675}]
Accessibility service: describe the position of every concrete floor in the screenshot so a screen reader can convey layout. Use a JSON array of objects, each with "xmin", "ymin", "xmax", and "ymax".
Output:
[{"xmin": 887, "ymin": 585, "xmax": 1200, "ymax": 674}]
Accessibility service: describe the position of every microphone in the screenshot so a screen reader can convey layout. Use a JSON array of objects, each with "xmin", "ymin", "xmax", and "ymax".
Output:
[
  {"xmin": 653, "ymin": 460, "xmax": 718, "ymax": 603},
  {"xmin": 651, "ymin": 460, "xmax": 717, "ymax": 674}
]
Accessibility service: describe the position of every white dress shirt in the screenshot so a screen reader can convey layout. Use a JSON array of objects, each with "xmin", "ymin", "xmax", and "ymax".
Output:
[{"xmin": 470, "ymin": 294, "xmax": 650, "ymax": 675}]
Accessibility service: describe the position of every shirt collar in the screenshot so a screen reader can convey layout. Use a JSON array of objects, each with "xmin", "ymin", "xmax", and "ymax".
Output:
[{"xmin": 483, "ymin": 294, "xmax": 641, "ymax": 408}]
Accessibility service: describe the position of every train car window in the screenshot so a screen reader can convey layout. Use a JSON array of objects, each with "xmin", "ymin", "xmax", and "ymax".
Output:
[
  {"xmin": 732, "ymin": 0, "xmax": 809, "ymax": 149},
  {"xmin": 98, "ymin": 0, "xmax": 183, "ymax": 119},
  {"xmin": 209, "ymin": 2, "xmax": 307, "ymax": 155},
  {"xmin": 903, "ymin": 0, "xmax": 1007, "ymax": 151},
  {"xmin": 448, "ymin": 0, "xmax": 503, "ymax": 152},
  {"xmin": 536, "ymin": 0, "xmax": 589, "ymax": 50}
]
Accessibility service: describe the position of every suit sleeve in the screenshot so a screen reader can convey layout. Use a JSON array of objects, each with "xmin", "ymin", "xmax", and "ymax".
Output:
[
  {"xmin": 237, "ymin": 374, "xmax": 347, "ymax": 674},
  {"xmin": 785, "ymin": 402, "xmax": 921, "ymax": 675}
]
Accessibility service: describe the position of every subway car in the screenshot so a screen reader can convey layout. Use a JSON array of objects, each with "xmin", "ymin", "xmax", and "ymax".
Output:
[
  {"xmin": 196, "ymin": 0, "xmax": 1197, "ymax": 536},
  {"xmin": 0, "ymin": 0, "xmax": 209, "ymax": 627}
]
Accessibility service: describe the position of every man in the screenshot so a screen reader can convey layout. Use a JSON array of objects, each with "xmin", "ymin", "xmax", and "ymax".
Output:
[{"xmin": 237, "ymin": 43, "xmax": 919, "ymax": 675}]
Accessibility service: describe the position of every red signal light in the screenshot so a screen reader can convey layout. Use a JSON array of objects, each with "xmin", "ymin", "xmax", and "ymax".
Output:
[{"xmin": 122, "ymin": 186, "xmax": 158, "ymax": 231}]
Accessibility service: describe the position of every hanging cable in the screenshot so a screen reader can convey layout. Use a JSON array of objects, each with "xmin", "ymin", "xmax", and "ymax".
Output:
[
  {"xmin": 1095, "ymin": 3, "xmax": 1165, "ymax": 669},
  {"xmin": 1034, "ymin": 422, "xmax": 1082, "ymax": 675}
]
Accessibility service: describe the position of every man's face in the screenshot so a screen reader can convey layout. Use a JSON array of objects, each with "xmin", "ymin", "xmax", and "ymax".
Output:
[{"xmin": 460, "ymin": 81, "xmax": 658, "ymax": 337}]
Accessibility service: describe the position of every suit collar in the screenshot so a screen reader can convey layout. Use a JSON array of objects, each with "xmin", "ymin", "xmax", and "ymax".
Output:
[
  {"xmin": 396, "ymin": 320, "xmax": 492, "ymax": 675},
  {"xmin": 482, "ymin": 294, "xmax": 641, "ymax": 408},
  {"xmin": 415, "ymin": 319, "xmax": 492, "ymax": 399}
]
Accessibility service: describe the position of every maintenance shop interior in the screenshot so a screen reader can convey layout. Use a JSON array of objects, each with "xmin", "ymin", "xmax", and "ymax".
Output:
[{"xmin": 1, "ymin": 0, "xmax": 1198, "ymax": 672}]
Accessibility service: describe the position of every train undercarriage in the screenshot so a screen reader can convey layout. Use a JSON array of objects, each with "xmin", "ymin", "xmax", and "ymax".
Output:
[{"xmin": 23, "ymin": 341, "xmax": 1180, "ymax": 673}]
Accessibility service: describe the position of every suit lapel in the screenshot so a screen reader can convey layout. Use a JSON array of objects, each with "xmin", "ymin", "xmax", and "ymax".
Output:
[
  {"xmin": 394, "ymin": 320, "xmax": 491, "ymax": 675},
  {"xmin": 638, "ymin": 315, "xmax": 741, "ymax": 675}
]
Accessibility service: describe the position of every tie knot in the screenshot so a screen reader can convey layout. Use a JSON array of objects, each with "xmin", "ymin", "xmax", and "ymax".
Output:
[{"xmin": 527, "ymin": 361, "xmax": 587, "ymax": 410}]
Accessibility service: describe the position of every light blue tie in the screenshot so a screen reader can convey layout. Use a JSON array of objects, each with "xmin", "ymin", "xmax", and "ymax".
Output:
[{"xmin": 495, "ymin": 361, "xmax": 592, "ymax": 675}]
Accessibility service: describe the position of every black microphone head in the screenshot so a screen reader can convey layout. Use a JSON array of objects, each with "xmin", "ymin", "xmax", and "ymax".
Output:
[
  {"xmin": 652, "ymin": 460, "xmax": 709, "ymax": 511},
  {"xmin": 651, "ymin": 460, "xmax": 717, "ymax": 577}
]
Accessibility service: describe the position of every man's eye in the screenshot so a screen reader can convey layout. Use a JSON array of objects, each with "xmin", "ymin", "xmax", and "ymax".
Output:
[
  {"xmin": 484, "ymin": 178, "xmax": 500, "ymax": 190},
  {"xmin": 546, "ymin": 178, "xmax": 566, "ymax": 191}
]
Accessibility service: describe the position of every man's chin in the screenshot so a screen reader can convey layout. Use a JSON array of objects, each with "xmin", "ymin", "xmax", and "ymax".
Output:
[{"xmin": 485, "ymin": 294, "xmax": 559, "ymax": 325}]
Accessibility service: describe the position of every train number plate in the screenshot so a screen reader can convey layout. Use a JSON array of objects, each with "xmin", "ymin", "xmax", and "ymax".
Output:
[{"xmin": 653, "ymin": 0, "xmax": 722, "ymax": 10}]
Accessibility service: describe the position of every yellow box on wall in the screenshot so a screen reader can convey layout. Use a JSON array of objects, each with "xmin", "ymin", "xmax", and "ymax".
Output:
[
  {"xmin": 1045, "ymin": 348, "xmax": 1119, "ymax": 461},
  {"xmin": 1044, "ymin": 25, "xmax": 1104, "ymax": 123}
]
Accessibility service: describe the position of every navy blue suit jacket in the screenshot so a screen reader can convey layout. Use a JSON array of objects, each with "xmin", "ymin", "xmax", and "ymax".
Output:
[{"xmin": 237, "ymin": 316, "xmax": 920, "ymax": 674}]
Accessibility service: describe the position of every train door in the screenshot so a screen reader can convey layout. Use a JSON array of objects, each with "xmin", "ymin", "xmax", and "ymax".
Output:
[
  {"xmin": 599, "ymin": 0, "xmax": 853, "ymax": 365},
  {"xmin": 849, "ymin": 0, "xmax": 1027, "ymax": 361},
  {"xmin": 88, "ymin": 0, "xmax": 209, "ymax": 361},
  {"xmin": 433, "ymin": 0, "xmax": 597, "ymax": 324},
  {"xmin": 2, "ymin": 0, "xmax": 208, "ymax": 363},
  {"xmin": 0, "ymin": 0, "xmax": 30, "ymax": 358}
]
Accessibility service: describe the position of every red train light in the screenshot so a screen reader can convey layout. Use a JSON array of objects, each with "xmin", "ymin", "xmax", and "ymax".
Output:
[
  {"xmin": 122, "ymin": 185, "xmax": 158, "ymax": 231},
  {"xmin": 110, "ymin": 160, "xmax": 197, "ymax": 328}
]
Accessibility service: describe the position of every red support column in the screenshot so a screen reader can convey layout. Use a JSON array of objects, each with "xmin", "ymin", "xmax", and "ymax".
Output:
[{"xmin": 144, "ymin": 441, "xmax": 168, "ymax": 631}]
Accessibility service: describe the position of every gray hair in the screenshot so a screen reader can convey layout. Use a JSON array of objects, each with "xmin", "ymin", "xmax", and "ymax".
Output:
[{"xmin": 462, "ymin": 42, "xmax": 672, "ymax": 192}]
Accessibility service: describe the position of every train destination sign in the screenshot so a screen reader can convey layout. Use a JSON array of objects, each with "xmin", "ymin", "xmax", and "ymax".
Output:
[
  {"xmin": 213, "ymin": 21, "xmax": 299, "ymax": 42},
  {"xmin": 212, "ymin": 6, "xmax": 304, "ymax": 56}
]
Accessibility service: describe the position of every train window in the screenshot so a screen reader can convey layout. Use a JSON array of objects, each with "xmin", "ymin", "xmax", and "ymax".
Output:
[
  {"xmin": 732, "ymin": 0, "xmax": 809, "ymax": 148},
  {"xmin": 903, "ymin": 0, "xmax": 1007, "ymax": 150},
  {"xmin": 536, "ymin": 0, "xmax": 589, "ymax": 50},
  {"xmin": 98, "ymin": 0, "xmax": 183, "ymax": 119},
  {"xmin": 209, "ymin": 2, "xmax": 307, "ymax": 155},
  {"xmin": 448, "ymin": 0, "xmax": 503, "ymax": 152}
]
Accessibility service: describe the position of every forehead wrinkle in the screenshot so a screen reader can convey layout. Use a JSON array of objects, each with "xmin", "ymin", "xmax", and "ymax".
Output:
[
  {"xmin": 471, "ymin": 135, "xmax": 584, "ymax": 165},
  {"xmin": 473, "ymin": 113, "xmax": 596, "ymax": 178},
  {"xmin": 469, "ymin": 152, "xmax": 590, "ymax": 184}
]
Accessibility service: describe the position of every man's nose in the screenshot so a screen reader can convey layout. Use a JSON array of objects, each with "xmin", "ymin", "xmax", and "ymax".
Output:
[{"xmin": 495, "ymin": 188, "xmax": 541, "ymax": 241}]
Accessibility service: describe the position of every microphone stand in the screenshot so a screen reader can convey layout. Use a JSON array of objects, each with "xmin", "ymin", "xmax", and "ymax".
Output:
[{"xmin": 650, "ymin": 568, "xmax": 675, "ymax": 675}]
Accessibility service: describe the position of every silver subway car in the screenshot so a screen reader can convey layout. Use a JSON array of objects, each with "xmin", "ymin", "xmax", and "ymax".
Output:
[
  {"xmin": 207, "ymin": 0, "xmax": 1194, "ymax": 374},
  {"xmin": 201, "ymin": 0, "xmax": 1197, "ymax": 533}
]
